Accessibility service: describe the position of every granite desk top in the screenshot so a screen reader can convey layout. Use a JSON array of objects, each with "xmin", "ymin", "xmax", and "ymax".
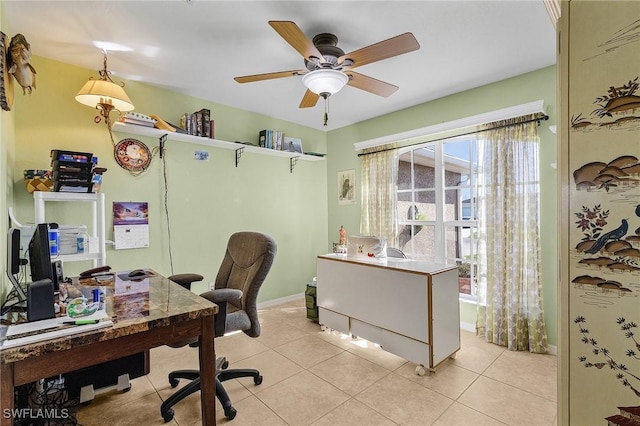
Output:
[{"xmin": 0, "ymin": 270, "xmax": 217, "ymax": 363}]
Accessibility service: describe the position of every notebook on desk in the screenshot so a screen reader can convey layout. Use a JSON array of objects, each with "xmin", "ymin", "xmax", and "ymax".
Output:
[{"xmin": 2, "ymin": 309, "xmax": 111, "ymax": 349}]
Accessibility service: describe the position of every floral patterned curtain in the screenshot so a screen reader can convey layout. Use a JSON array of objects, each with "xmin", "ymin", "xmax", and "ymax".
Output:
[
  {"xmin": 476, "ymin": 115, "xmax": 548, "ymax": 353},
  {"xmin": 360, "ymin": 145, "xmax": 399, "ymax": 247}
]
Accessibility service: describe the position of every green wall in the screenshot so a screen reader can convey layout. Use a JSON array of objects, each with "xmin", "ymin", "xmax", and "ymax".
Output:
[
  {"xmin": 3, "ymin": 49, "xmax": 557, "ymax": 346},
  {"xmin": 325, "ymin": 66, "xmax": 558, "ymax": 347},
  {"xmin": 10, "ymin": 55, "xmax": 328, "ymax": 301}
]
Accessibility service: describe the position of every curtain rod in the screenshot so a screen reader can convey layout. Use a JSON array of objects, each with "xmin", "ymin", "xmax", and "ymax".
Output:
[{"xmin": 357, "ymin": 113, "xmax": 549, "ymax": 157}]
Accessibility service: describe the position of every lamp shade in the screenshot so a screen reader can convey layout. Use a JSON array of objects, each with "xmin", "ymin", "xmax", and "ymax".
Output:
[
  {"xmin": 302, "ymin": 69, "xmax": 349, "ymax": 95},
  {"xmin": 75, "ymin": 79, "xmax": 134, "ymax": 112}
]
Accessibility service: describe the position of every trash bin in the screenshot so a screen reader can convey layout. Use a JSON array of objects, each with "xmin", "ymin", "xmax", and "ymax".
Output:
[{"xmin": 305, "ymin": 279, "xmax": 318, "ymax": 322}]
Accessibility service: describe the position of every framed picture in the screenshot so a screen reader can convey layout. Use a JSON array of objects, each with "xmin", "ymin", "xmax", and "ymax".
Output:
[
  {"xmin": 283, "ymin": 136, "xmax": 303, "ymax": 154},
  {"xmin": 337, "ymin": 169, "xmax": 356, "ymax": 205}
]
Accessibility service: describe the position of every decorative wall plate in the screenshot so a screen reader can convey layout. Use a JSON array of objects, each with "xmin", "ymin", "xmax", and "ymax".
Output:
[{"xmin": 114, "ymin": 138, "xmax": 151, "ymax": 173}]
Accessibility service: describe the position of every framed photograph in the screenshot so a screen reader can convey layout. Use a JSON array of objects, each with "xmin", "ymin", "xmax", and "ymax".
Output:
[
  {"xmin": 283, "ymin": 136, "xmax": 303, "ymax": 154},
  {"xmin": 337, "ymin": 169, "xmax": 356, "ymax": 205}
]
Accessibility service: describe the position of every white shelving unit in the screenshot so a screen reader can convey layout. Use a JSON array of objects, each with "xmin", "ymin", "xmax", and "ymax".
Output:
[
  {"xmin": 112, "ymin": 121, "xmax": 325, "ymax": 172},
  {"xmin": 33, "ymin": 191, "xmax": 107, "ymax": 267}
]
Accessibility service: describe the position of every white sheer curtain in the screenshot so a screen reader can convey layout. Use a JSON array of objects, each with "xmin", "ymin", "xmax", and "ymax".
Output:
[
  {"xmin": 360, "ymin": 145, "xmax": 399, "ymax": 247},
  {"xmin": 476, "ymin": 115, "xmax": 548, "ymax": 353}
]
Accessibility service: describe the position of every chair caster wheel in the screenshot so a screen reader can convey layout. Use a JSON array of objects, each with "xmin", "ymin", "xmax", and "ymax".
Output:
[
  {"xmin": 225, "ymin": 406, "xmax": 237, "ymax": 420},
  {"xmin": 122, "ymin": 386, "xmax": 131, "ymax": 393},
  {"xmin": 415, "ymin": 365, "xmax": 427, "ymax": 376},
  {"xmin": 162, "ymin": 408, "xmax": 174, "ymax": 422},
  {"xmin": 169, "ymin": 377, "xmax": 180, "ymax": 388},
  {"xmin": 254, "ymin": 375, "xmax": 263, "ymax": 385},
  {"xmin": 222, "ymin": 360, "xmax": 229, "ymax": 370}
]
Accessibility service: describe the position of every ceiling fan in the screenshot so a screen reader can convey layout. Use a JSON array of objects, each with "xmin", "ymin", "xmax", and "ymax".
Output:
[{"xmin": 234, "ymin": 21, "xmax": 420, "ymax": 125}]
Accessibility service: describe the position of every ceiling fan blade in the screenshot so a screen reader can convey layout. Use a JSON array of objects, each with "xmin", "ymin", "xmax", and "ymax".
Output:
[
  {"xmin": 269, "ymin": 21, "xmax": 325, "ymax": 63},
  {"xmin": 340, "ymin": 32, "xmax": 420, "ymax": 69},
  {"xmin": 345, "ymin": 71, "xmax": 399, "ymax": 97},
  {"xmin": 299, "ymin": 89, "xmax": 319, "ymax": 108},
  {"xmin": 234, "ymin": 70, "xmax": 306, "ymax": 83}
]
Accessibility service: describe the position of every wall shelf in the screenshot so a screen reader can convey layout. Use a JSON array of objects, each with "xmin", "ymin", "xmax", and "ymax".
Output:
[
  {"xmin": 33, "ymin": 191, "xmax": 107, "ymax": 267},
  {"xmin": 112, "ymin": 122, "xmax": 325, "ymax": 172}
]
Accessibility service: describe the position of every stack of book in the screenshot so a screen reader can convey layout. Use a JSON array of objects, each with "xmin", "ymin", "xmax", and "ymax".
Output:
[
  {"xmin": 50, "ymin": 150, "xmax": 95, "ymax": 193},
  {"xmin": 180, "ymin": 108, "xmax": 213, "ymax": 138},
  {"xmin": 259, "ymin": 130, "xmax": 285, "ymax": 150},
  {"xmin": 119, "ymin": 112, "xmax": 157, "ymax": 128}
]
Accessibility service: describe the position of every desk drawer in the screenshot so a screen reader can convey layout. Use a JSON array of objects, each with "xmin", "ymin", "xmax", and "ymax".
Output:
[
  {"xmin": 318, "ymin": 308, "xmax": 349, "ymax": 335},
  {"xmin": 351, "ymin": 319, "xmax": 382, "ymax": 345},
  {"xmin": 382, "ymin": 330, "xmax": 430, "ymax": 367}
]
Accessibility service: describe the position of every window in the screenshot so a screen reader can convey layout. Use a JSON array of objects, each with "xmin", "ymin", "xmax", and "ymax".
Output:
[{"xmin": 397, "ymin": 136, "xmax": 479, "ymax": 299}]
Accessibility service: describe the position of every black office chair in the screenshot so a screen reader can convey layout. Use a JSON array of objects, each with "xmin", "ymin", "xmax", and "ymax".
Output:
[{"xmin": 160, "ymin": 231, "xmax": 277, "ymax": 422}]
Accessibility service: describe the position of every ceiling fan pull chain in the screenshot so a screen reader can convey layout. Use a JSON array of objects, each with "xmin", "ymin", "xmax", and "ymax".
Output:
[{"xmin": 323, "ymin": 96, "xmax": 329, "ymax": 126}]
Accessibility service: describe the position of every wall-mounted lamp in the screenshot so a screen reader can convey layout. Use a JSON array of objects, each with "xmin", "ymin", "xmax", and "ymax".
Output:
[{"xmin": 75, "ymin": 53, "xmax": 134, "ymax": 126}]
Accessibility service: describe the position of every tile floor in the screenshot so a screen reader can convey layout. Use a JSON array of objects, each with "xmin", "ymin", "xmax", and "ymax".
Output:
[{"xmin": 76, "ymin": 298, "xmax": 557, "ymax": 425}]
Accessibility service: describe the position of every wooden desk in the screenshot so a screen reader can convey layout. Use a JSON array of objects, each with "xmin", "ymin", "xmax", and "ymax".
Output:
[
  {"xmin": 0, "ymin": 271, "xmax": 218, "ymax": 425},
  {"xmin": 317, "ymin": 254, "xmax": 460, "ymax": 374}
]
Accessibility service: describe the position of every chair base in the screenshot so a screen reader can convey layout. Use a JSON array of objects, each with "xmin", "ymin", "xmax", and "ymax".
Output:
[{"xmin": 160, "ymin": 357, "xmax": 263, "ymax": 422}]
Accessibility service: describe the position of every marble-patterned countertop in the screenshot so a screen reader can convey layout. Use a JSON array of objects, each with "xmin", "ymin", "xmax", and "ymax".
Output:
[{"xmin": 0, "ymin": 270, "xmax": 217, "ymax": 363}]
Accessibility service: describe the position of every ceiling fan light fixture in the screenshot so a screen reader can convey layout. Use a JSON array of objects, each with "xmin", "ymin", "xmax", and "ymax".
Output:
[{"xmin": 302, "ymin": 69, "xmax": 348, "ymax": 96}]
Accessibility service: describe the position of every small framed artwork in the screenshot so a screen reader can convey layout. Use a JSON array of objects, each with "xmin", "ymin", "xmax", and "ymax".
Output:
[
  {"xmin": 337, "ymin": 169, "xmax": 356, "ymax": 205},
  {"xmin": 284, "ymin": 136, "xmax": 303, "ymax": 154}
]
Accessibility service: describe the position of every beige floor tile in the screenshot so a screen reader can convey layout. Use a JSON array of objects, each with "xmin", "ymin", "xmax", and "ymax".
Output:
[
  {"xmin": 256, "ymin": 370, "xmax": 350, "ymax": 426},
  {"xmin": 316, "ymin": 328, "xmax": 360, "ymax": 350},
  {"xmin": 433, "ymin": 402, "xmax": 507, "ymax": 426},
  {"xmin": 346, "ymin": 339, "xmax": 409, "ymax": 371},
  {"xmin": 395, "ymin": 360, "xmax": 480, "ymax": 400},
  {"xmin": 256, "ymin": 320, "xmax": 312, "ymax": 348},
  {"xmin": 147, "ymin": 345, "xmax": 200, "ymax": 390},
  {"xmin": 483, "ymin": 350, "xmax": 557, "ymax": 402},
  {"xmin": 450, "ymin": 331, "xmax": 505, "ymax": 374},
  {"xmin": 215, "ymin": 330, "xmax": 271, "ymax": 363},
  {"xmin": 215, "ymin": 395, "xmax": 287, "ymax": 425},
  {"xmin": 356, "ymin": 373, "xmax": 454, "ymax": 425},
  {"xmin": 457, "ymin": 376, "xmax": 556, "ymax": 426},
  {"xmin": 78, "ymin": 301, "xmax": 558, "ymax": 426},
  {"xmin": 309, "ymin": 351, "xmax": 389, "ymax": 396},
  {"xmin": 311, "ymin": 399, "xmax": 397, "ymax": 426},
  {"xmin": 274, "ymin": 334, "xmax": 344, "ymax": 368},
  {"xmin": 77, "ymin": 391, "xmax": 173, "ymax": 425},
  {"xmin": 229, "ymin": 349, "xmax": 304, "ymax": 393}
]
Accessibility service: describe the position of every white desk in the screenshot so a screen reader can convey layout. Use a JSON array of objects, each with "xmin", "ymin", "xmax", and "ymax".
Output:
[{"xmin": 317, "ymin": 254, "xmax": 460, "ymax": 374}]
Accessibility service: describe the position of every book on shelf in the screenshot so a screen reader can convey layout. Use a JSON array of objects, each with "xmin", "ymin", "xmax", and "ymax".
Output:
[
  {"xmin": 119, "ymin": 117, "xmax": 155, "ymax": 127},
  {"xmin": 259, "ymin": 129, "xmax": 285, "ymax": 150},
  {"xmin": 180, "ymin": 109, "xmax": 213, "ymax": 138}
]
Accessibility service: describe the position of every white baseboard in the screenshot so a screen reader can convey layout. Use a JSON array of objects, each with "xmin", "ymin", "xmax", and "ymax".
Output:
[
  {"xmin": 258, "ymin": 293, "xmax": 304, "ymax": 309},
  {"xmin": 460, "ymin": 321, "xmax": 476, "ymax": 333}
]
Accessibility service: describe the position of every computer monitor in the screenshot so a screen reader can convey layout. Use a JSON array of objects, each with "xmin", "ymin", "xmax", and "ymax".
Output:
[
  {"xmin": 6, "ymin": 227, "xmax": 27, "ymax": 302},
  {"xmin": 28, "ymin": 223, "xmax": 55, "ymax": 288}
]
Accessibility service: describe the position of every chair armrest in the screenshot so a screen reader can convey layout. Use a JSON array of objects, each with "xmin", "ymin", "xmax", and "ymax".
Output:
[{"xmin": 199, "ymin": 288, "xmax": 243, "ymax": 304}]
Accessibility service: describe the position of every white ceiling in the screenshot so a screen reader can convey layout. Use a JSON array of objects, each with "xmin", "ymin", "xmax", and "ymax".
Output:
[{"xmin": 3, "ymin": 0, "xmax": 556, "ymax": 131}]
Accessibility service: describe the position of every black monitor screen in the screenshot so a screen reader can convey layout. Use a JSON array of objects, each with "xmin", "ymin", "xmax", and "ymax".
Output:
[
  {"xmin": 28, "ymin": 223, "xmax": 54, "ymax": 285},
  {"xmin": 8, "ymin": 227, "xmax": 21, "ymax": 275},
  {"xmin": 6, "ymin": 227, "xmax": 27, "ymax": 302}
]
